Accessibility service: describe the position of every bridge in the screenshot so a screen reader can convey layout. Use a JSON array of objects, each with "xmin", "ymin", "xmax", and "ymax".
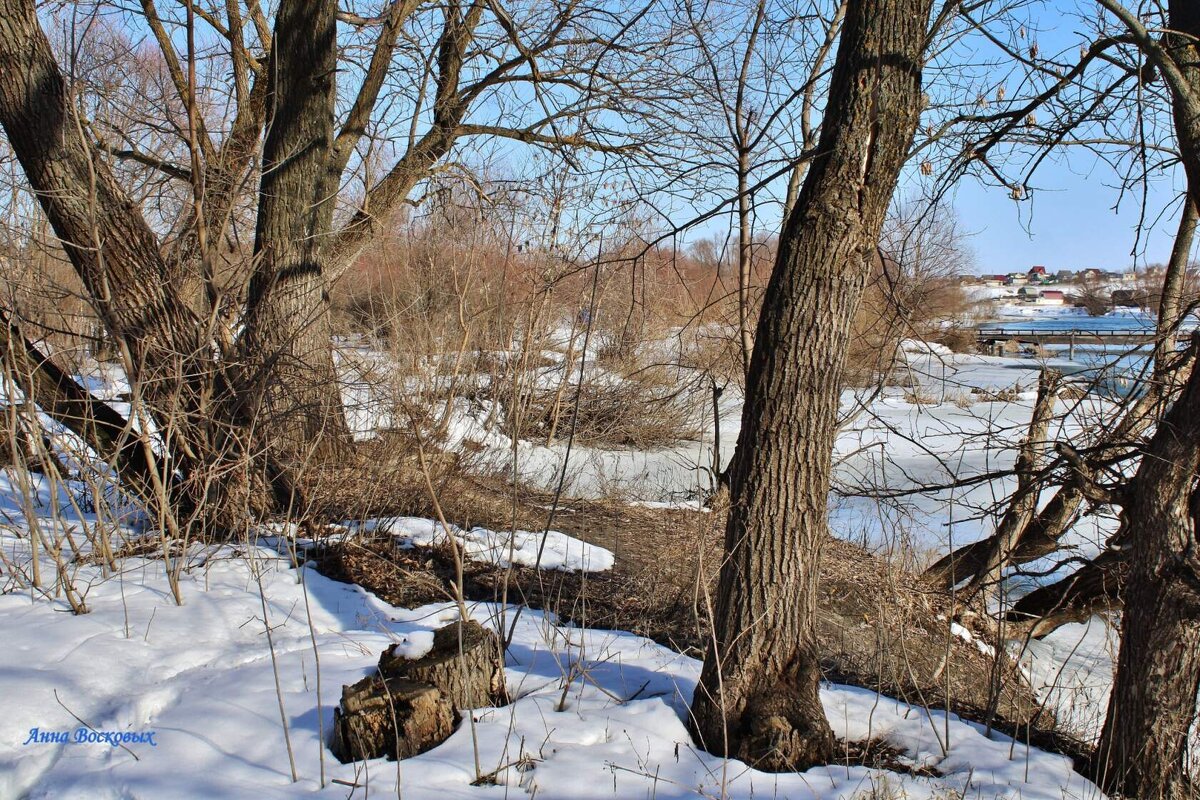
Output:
[{"xmin": 974, "ymin": 327, "xmax": 1187, "ymax": 357}]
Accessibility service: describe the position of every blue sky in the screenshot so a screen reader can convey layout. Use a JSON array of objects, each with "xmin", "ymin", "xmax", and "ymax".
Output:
[
  {"xmin": 944, "ymin": 0, "xmax": 1189, "ymax": 274},
  {"xmin": 951, "ymin": 163, "xmax": 1185, "ymax": 274}
]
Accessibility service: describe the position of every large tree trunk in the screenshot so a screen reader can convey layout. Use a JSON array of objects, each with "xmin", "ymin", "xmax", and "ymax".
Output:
[
  {"xmin": 0, "ymin": 0, "xmax": 265, "ymax": 528},
  {"xmin": 688, "ymin": 0, "xmax": 935, "ymax": 771},
  {"xmin": 1089, "ymin": 8, "xmax": 1200, "ymax": 796},
  {"xmin": 240, "ymin": 0, "xmax": 349, "ymax": 475},
  {"xmin": 1094, "ymin": 339, "xmax": 1200, "ymax": 800}
]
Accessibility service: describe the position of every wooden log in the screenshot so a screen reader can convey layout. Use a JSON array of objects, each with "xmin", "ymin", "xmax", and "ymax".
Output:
[
  {"xmin": 329, "ymin": 620, "xmax": 505, "ymax": 764},
  {"xmin": 330, "ymin": 677, "xmax": 454, "ymax": 763}
]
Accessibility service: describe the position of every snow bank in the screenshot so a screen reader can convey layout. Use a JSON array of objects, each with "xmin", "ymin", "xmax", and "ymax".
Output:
[
  {"xmin": 900, "ymin": 338, "xmax": 954, "ymax": 357},
  {"xmin": 360, "ymin": 516, "xmax": 616, "ymax": 573}
]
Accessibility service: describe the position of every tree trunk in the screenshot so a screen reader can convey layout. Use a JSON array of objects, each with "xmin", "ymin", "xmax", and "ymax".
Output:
[
  {"xmin": 240, "ymin": 0, "xmax": 349, "ymax": 475},
  {"xmin": 688, "ymin": 0, "xmax": 935, "ymax": 771},
  {"xmin": 1094, "ymin": 338, "xmax": 1200, "ymax": 800},
  {"xmin": 1153, "ymin": 198, "xmax": 1197, "ymax": 397},
  {"xmin": 1088, "ymin": 8, "xmax": 1200, "ymax": 795},
  {"xmin": 0, "ymin": 0, "xmax": 264, "ymax": 529},
  {"xmin": 1006, "ymin": 544, "xmax": 1127, "ymax": 638}
]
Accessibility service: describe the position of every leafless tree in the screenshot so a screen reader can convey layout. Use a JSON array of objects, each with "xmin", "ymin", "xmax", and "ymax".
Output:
[
  {"xmin": 0, "ymin": 0, "xmax": 663, "ymax": 532},
  {"xmin": 688, "ymin": 0, "xmax": 939, "ymax": 770}
]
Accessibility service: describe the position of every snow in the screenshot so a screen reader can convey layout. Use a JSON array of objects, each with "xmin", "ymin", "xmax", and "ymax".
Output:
[
  {"xmin": 358, "ymin": 516, "xmax": 616, "ymax": 573},
  {"xmin": 1013, "ymin": 618, "xmax": 1119, "ymax": 741},
  {"xmin": 0, "ymin": 334, "xmax": 1128, "ymax": 798},
  {"xmin": 901, "ymin": 338, "xmax": 954, "ymax": 357},
  {"xmin": 0, "ymin": 523, "xmax": 1103, "ymax": 799}
]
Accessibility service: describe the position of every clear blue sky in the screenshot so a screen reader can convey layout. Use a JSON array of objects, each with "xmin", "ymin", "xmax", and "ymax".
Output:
[
  {"xmin": 946, "ymin": 0, "xmax": 1188, "ymax": 275},
  {"xmin": 952, "ymin": 166, "xmax": 1185, "ymax": 275}
]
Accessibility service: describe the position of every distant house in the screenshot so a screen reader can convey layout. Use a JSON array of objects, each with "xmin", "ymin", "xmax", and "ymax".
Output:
[
  {"xmin": 982, "ymin": 274, "xmax": 1008, "ymax": 287},
  {"xmin": 1078, "ymin": 268, "xmax": 1105, "ymax": 282},
  {"xmin": 1056, "ymin": 269, "xmax": 1075, "ymax": 282},
  {"xmin": 1027, "ymin": 265, "xmax": 1052, "ymax": 283},
  {"xmin": 1006, "ymin": 272, "xmax": 1029, "ymax": 286},
  {"xmin": 1018, "ymin": 287, "xmax": 1066, "ymax": 306}
]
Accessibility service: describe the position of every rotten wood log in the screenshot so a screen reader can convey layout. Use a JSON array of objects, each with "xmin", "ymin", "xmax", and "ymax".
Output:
[{"xmin": 330, "ymin": 620, "xmax": 505, "ymax": 763}]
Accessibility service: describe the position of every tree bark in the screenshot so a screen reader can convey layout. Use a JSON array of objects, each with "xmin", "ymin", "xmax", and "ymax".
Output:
[
  {"xmin": 1094, "ymin": 338, "xmax": 1200, "ymax": 800},
  {"xmin": 688, "ymin": 0, "xmax": 936, "ymax": 771},
  {"xmin": 240, "ymin": 0, "xmax": 349, "ymax": 474},
  {"xmin": 1006, "ymin": 545, "xmax": 1127, "ymax": 639},
  {"xmin": 1084, "ymin": 7, "xmax": 1200, "ymax": 795}
]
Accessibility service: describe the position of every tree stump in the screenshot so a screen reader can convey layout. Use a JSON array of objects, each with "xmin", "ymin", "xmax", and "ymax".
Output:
[{"xmin": 330, "ymin": 620, "xmax": 505, "ymax": 763}]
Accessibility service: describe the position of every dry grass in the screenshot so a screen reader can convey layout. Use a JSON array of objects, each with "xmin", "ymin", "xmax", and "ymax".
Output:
[{"xmin": 504, "ymin": 378, "xmax": 701, "ymax": 449}]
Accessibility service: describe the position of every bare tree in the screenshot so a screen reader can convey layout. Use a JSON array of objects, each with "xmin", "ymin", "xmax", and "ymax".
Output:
[
  {"xmin": 0, "ymin": 0, "xmax": 660, "ymax": 531},
  {"xmin": 688, "ymin": 0, "xmax": 938, "ymax": 770}
]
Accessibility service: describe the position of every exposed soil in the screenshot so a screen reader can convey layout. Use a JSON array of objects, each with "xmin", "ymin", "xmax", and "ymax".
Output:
[{"xmin": 310, "ymin": 483, "xmax": 1093, "ymax": 766}]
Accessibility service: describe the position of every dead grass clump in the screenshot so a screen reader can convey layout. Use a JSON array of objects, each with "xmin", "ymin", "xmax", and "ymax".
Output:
[
  {"xmin": 933, "ymin": 325, "xmax": 978, "ymax": 354},
  {"xmin": 313, "ymin": 535, "xmax": 451, "ymax": 608},
  {"xmin": 292, "ymin": 430, "xmax": 460, "ymax": 521},
  {"xmin": 902, "ymin": 388, "xmax": 939, "ymax": 405},
  {"xmin": 1058, "ymin": 382, "xmax": 1090, "ymax": 401},
  {"xmin": 948, "ymin": 392, "xmax": 975, "ymax": 408},
  {"xmin": 836, "ymin": 739, "xmax": 940, "ymax": 778},
  {"xmin": 506, "ymin": 379, "xmax": 700, "ymax": 449}
]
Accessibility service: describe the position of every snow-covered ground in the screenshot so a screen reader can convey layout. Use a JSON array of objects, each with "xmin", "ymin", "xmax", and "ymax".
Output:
[
  {"xmin": 0, "ymin": 515, "xmax": 1103, "ymax": 799},
  {"xmin": 355, "ymin": 516, "xmax": 616, "ymax": 573},
  {"xmin": 0, "ymin": 330, "xmax": 1130, "ymax": 798}
]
